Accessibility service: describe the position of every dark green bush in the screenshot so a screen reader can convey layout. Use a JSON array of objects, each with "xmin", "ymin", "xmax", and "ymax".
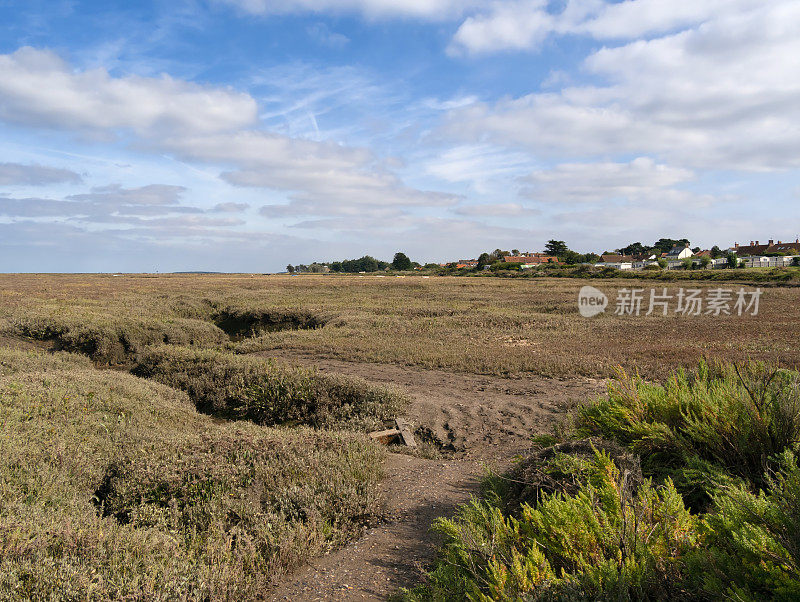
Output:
[{"xmin": 133, "ymin": 346, "xmax": 406, "ymax": 430}]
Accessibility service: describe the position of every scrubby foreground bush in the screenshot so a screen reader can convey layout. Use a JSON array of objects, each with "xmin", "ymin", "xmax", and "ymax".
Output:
[
  {"xmin": 134, "ymin": 346, "xmax": 406, "ymax": 431},
  {"xmin": 406, "ymin": 361, "xmax": 800, "ymax": 601},
  {"xmin": 577, "ymin": 360, "xmax": 800, "ymax": 508},
  {"xmin": 0, "ymin": 349, "xmax": 384, "ymax": 600}
]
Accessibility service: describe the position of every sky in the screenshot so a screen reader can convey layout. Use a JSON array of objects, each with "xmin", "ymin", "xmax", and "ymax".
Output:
[{"xmin": 0, "ymin": 0, "xmax": 799, "ymax": 272}]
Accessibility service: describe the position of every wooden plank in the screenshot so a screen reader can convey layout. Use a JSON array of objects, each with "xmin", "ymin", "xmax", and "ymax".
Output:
[
  {"xmin": 395, "ymin": 418, "xmax": 417, "ymax": 448},
  {"xmin": 369, "ymin": 428, "xmax": 401, "ymax": 445}
]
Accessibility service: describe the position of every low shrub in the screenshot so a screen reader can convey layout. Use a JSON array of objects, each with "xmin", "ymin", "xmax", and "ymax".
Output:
[
  {"xmin": 490, "ymin": 437, "xmax": 642, "ymax": 512},
  {"xmin": 692, "ymin": 451, "xmax": 800, "ymax": 600},
  {"xmin": 133, "ymin": 345, "xmax": 406, "ymax": 430},
  {"xmin": 405, "ymin": 450, "xmax": 701, "ymax": 601},
  {"xmin": 11, "ymin": 308, "xmax": 227, "ymax": 364},
  {"xmin": 576, "ymin": 360, "xmax": 800, "ymax": 508},
  {"xmin": 405, "ymin": 360, "xmax": 800, "ymax": 601},
  {"xmin": 0, "ymin": 350, "xmax": 385, "ymax": 600}
]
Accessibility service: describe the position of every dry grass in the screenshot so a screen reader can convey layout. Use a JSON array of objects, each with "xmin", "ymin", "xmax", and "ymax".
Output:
[
  {"xmin": 0, "ymin": 274, "xmax": 798, "ymax": 598},
  {"xmin": 1, "ymin": 273, "xmax": 797, "ymax": 379},
  {"xmin": 0, "ymin": 348, "xmax": 384, "ymax": 600}
]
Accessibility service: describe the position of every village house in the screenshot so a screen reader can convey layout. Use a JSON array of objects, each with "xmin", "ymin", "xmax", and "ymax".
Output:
[
  {"xmin": 665, "ymin": 243, "xmax": 693, "ymax": 260},
  {"xmin": 729, "ymin": 239, "xmax": 800, "ymax": 268},
  {"xmin": 504, "ymin": 253, "xmax": 559, "ymax": 265},
  {"xmin": 731, "ymin": 239, "xmax": 800, "ymax": 256},
  {"xmin": 595, "ymin": 254, "xmax": 635, "ymax": 270}
]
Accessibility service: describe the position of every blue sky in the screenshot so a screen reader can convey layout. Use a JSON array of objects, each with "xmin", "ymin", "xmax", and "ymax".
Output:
[{"xmin": 1, "ymin": 0, "xmax": 799, "ymax": 272}]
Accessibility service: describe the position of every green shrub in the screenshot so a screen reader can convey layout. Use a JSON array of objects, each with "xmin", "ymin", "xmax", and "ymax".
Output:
[
  {"xmin": 576, "ymin": 360, "xmax": 800, "ymax": 508},
  {"xmin": 690, "ymin": 451, "xmax": 800, "ymax": 600},
  {"xmin": 133, "ymin": 345, "xmax": 406, "ymax": 430},
  {"xmin": 0, "ymin": 353, "xmax": 385, "ymax": 600},
  {"xmin": 405, "ymin": 450, "xmax": 700, "ymax": 601},
  {"xmin": 405, "ymin": 361, "xmax": 800, "ymax": 601}
]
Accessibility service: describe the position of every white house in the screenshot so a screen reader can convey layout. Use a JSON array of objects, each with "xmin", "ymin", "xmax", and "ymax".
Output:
[
  {"xmin": 665, "ymin": 243, "xmax": 693, "ymax": 260},
  {"xmin": 595, "ymin": 254, "xmax": 635, "ymax": 270},
  {"xmin": 740, "ymin": 255, "xmax": 799, "ymax": 268}
]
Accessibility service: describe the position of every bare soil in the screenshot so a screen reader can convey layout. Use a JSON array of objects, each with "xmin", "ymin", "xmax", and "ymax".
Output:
[{"xmin": 262, "ymin": 350, "xmax": 606, "ymax": 600}]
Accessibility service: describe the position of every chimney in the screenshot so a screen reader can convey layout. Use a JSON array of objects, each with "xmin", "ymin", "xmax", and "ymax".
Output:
[
  {"xmin": 756, "ymin": 241, "xmax": 760, "ymax": 246},
  {"xmin": 750, "ymin": 241, "xmax": 754, "ymax": 246},
  {"xmin": 778, "ymin": 240, "xmax": 782, "ymax": 245},
  {"xmin": 769, "ymin": 239, "xmax": 774, "ymax": 246},
  {"xmin": 735, "ymin": 242, "xmax": 739, "ymax": 249},
  {"xmin": 685, "ymin": 242, "xmax": 690, "ymax": 248}
]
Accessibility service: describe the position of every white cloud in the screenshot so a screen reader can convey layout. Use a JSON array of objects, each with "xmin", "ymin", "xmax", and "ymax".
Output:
[
  {"xmin": 449, "ymin": 0, "xmax": 556, "ymax": 55},
  {"xmin": 522, "ymin": 158, "xmax": 695, "ymax": 204},
  {"xmin": 453, "ymin": 202, "xmax": 538, "ymax": 217},
  {"xmin": 219, "ymin": 0, "xmax": 481, "ymax": 20},
  {"xmin": 68, "ymin": 184, "xmax": 187, "ymax": 206},
  {"xmin": 161, "ymin": 131, "xmax": 459, "ymax": 219},
  {"xmin": 448, "ymin": 0, "xmax": 761, "ymax": 55},
  {"xmin": 306, "ymin": 22, "xmax": 350, "ymax": 48},
  {"xmin": 426, "ymin": 145, "xmax": 532, "ymax": 184},
  {"xmin": 211, "ymin": 202, "xmax": 250, "ymax": 213},
  {"xmin": 0, "ymin": 47, "xmax": 257, "ymax": 136},
  {"xmin": 0, "ymin": 48, "xmax": 458, "ymax": 228},
  {"xmin": 0, "ymin": 162, "xmax": 83, "ymax": 185},
  {"xmin": 0, "ymin": 184, "xmax": 203, "ymax": 220},
  {"xmin": 443, "ymin": 1, "xmax": 800, "ymax": 171}
]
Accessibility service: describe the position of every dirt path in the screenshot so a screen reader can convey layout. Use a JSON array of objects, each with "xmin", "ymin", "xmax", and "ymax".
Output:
[{"xmin": 262, "ymin": 350, "xmax": 606, "ymax": 601}]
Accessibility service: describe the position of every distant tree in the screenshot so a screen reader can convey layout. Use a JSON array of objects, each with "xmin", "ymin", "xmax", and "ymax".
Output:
[
  {"xmin": 424, "ymin": 263, "xmax": 441, "ymax": 269},
  {"xmin": 544, "ymin": 240, "xmax": 569, "ymax": 257},
  {"xmin": 560, "ymin": 250, "xmax": 584, "ymax": 265},
  {"xmin": 583, "ymin": 252, "xmax": 601, "ymax": 264},
  {"xmin": 727, "ymin": 252, "xmax": 739, "ymax": 269},
  {"xmin": 793, "ymin": 256, "xmax": 800, "ymax": 267},
  {"xmin": 511, "ymin": 249, "xmax": 520, "ymax": 255},
  {"xmin": 391, "ymin": 252, "xmax": 412, "ymax": 271},
  {"xmin": 296, "ymin": 264, "xmax": 308, "ymax": 273},
  {"xmin": 491, "ymin": 249, "xmax": 510, "ymax": 260},
  {"xmin": 286, "ymin": 264, "xmax": 295, "ymax": 274},
  {"xmin": 329, "ymin": 261, "xmax": 343, "ymax": 273},
  {"xmin": 710, "ymin": 245, "xmax": 723, "ymax": 259},
  {"xmin": 477, "ymin": 253, "xmax": 493, "ymax": 269},
  {"xmin": 682, "ymin": 257, "xmax": 694, "ymax": 270},
  {"xmin": 700, "ymin": 256, "xmax": 712, "ymax": 269},
  {"xmin": 692, "ymin": 246, "xmax": 701, "ymax": 254},
  {"xmin": 653, "ymin": 238, "xmax": 690, "ymax": 254},
  {"xmin": 618, "ymin": 242, "xmax": 647, "ymax": 257},
  {"xmin": 657, "ymin": 258, "xmax": 668, "ymax": 269}
]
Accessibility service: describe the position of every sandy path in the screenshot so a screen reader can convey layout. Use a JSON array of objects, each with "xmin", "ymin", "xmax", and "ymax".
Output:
[{"xmin": 261, "ymin": 350, "xmax": 606, "ymax": 600}]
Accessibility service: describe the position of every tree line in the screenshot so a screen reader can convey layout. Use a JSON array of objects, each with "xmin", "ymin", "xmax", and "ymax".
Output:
[{"xmin": 287, "ymin": 252, "xmax": 422, "ymax": 274}]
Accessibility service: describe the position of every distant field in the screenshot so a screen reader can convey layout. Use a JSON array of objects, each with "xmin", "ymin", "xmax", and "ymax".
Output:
[{"xmin": 1, "ymin": 273, "xmax": 798, "ymax": 378}]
